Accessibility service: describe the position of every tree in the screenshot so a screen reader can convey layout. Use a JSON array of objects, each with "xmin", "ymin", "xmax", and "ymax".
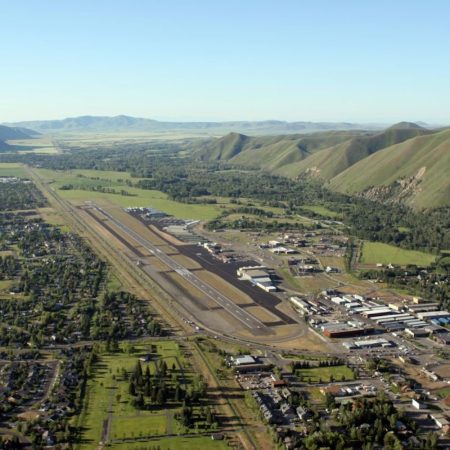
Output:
[{"xmin": 156, "ymin": 387, "xmax": 166, "ymax": 405}]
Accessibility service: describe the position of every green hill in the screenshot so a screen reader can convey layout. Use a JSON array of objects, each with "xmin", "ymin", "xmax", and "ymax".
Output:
[
  {"xmin": 194, "ymin": 131, "xmax": 361, "ymax": 171},
  {"xmin": 275, "ymin": 123, "xmax": 430, "ymax": 179},
  {"xmin": 194, "ymin": 123, "xmax": 430, "ymax": 178},
  {"xmin": 329, "ymin": 127, "xmax": 450, "ymax": 209}
]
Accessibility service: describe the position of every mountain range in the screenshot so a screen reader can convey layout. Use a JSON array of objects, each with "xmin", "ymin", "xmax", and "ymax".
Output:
[
  {"xmin": 4, "ymin": 115, "xmax": 384, "ymax": 135},
  {"xmin": 1, "ymin": 117, "xmax": 448, "ymax": 210},
  {"xmin": 193, "ymin": 122, "xmax": 450, "ymax": 210}
]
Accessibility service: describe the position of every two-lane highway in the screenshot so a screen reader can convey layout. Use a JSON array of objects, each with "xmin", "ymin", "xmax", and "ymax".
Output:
[{"xmin": 92, "ymin": 205, "xmax": 270, "ymax": 334}]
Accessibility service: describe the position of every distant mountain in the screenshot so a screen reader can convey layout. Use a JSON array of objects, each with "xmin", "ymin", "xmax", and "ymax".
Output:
[
  {"xmin": 329, "ymin": 127, "xmax": 450, "ymax": 209},
  {"xmin": 0, "ymin": 140, "xmax": 11, "ymax": 151},
  {"xmin": 0, "ymin": 124, "xmax": 38, "ymax": 141},
  {"xmin": 0, "ymin": 124, "xmax": 39, "ymax": 152},
  {"xmin": 4, "ymin": 115, "xmax": 382, "ymax": 135}
]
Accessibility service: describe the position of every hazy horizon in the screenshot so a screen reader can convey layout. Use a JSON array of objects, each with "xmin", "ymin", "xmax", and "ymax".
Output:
[
  {"xmin": 1, "ymin": 0, "xmax": 449, "ymax": 123},
  {"xmin": 4, "ymin": 114, "xmax": 447, "ymax": 128}
]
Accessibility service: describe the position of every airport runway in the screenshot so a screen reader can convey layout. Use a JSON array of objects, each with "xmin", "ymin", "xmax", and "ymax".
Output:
[{"xmin": 92, "ymin": 205, "xmax": 269, "ymax": 333}]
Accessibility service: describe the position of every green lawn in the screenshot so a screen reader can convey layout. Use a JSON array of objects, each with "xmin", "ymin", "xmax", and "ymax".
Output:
[
  {"xmin": 360, "ymin": 241, "xmax": 436, "ymax": 266},
  {"xmin": 111, "ymin": 415, "xmax": 167, "ymax": 439},
  {"xmin": 76, "ymin": 340, "xmax": 189, "ymax": 450},
  {"xmin": 36, "ymin": 168, "xmax": 225, "ymax": 221},
  {"xmin": 296, "ymin": 365, "xmax": 355, "ymax": 383}
]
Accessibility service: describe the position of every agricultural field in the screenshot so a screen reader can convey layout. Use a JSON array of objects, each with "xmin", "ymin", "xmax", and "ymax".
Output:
[
  {"xmin": 77, "ymin": 340, "xmax": 228, "ymax": 450},
  {"xmin": 360, "ymin": 241, "xmax": 436, "ymax": 266}
]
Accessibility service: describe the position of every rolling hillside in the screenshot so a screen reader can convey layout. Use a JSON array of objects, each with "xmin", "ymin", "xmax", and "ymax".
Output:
[
  {"xmin": 194, "ymin": 123, "xmax": 430, "ymax": 177},
  {"xmin": 329, "ymin": 127, "xmax": 450, "ymax": 209},
  {"xmin": 275, "ymin": 123, "xmax": 430, "ymax": 179},
  {"xmin": 193, "ymin": 122, "xmax": 449, "ymax": 209},
  {"xmin": 194, "ymin": 131, "xmax": 362, "ymax": 171}
]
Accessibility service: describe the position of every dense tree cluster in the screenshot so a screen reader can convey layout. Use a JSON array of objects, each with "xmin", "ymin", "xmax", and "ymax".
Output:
[
  {"xmin": 0, "ymin": 212, "xmax": 162, "ymax": 347},
  {"xmin": 91, "ymin": 291, "xmax": 163, "ymax": 340},
  {"xmin": 128, "ymin": 359, "xmax": 206, "ymax": 411},
  {"xmin": 60, "ymin": 183, "xmax": 135, "ymax": 196},
  {"xmin": 0, "ymin": 178, "xmax": 47, "ymax": 210},
  {"xmin": 359, "ymin": 263, "xmax": 450, "ymax": 310},
  {"xmin": 292, "ymin": 396, "xmax": 438, "ymax": 450}
]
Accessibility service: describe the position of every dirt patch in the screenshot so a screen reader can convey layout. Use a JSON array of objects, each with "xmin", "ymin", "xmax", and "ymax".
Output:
[
  {"xmin": 245, "ymin": 306, "xmax": 280, "ymax": 323},
  {"xmin": 194, "ymin": 270, "xmax": 255, "ymax": 306},
  {"xmin": 149, "ymin": 224, "xmax": 187, "ymax": 246},
  {"xmin": 170, "ymin": 254, "xmax": 202, "ymax": 270},
  {"xmin": 164, "ymin": 272, "xmax": 218, "ymax": 309}
]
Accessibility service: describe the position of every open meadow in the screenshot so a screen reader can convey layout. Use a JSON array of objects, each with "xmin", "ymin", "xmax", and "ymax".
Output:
[
  {"xmin": 360, "ymin": 241, "xmax": 436, "ymax": 266},
  {"xmin": 36, "ymin": 168, "xmax": 223, "ymax": 221}
]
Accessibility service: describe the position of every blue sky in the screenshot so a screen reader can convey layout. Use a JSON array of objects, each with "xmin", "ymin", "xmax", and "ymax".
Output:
[{"xmin": 1, "ymin": 0, "xmax": 449, "ymax": 123}]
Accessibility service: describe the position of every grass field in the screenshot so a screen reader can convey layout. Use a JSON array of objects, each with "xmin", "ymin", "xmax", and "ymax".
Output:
[
  {"xmin": 296, "ymin": 365, "xmax": 355, "ymax": 383},
  {"xmin": 360, "ymin": 241, "xmax": 436, "ymax": 266},
  {"xmin": 36, "ymin": 168, "xmax": 224, "ymax": 221},
  {"xmin": 77, "ymin": 341, "xmax": 184, "ymax": 449},
  {"xmin": 77, "ymin": 340, "xmax": 227, "ymax": 450},
  {"xmin": 110, "ymin": 435, "xmax": 229, "ymax": 450},
  {"xmin": 279, "ymin": 267, "xmax": 336, "ymax": 294},
  {"xmin": 0, "ymin": 162, "xmax": 27, "ymax": 177},
  {"xmin": 301, "ymin": 205, "xmax": 341, "ymax": 219}
]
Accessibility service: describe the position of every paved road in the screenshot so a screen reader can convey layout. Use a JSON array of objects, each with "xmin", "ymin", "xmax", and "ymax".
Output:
[{"xmin": 92, "ymin": 205, "xmax": 269, "ymax": 334}]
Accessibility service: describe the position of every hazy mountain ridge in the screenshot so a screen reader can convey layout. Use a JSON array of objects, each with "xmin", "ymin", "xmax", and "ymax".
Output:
[
  {"xmin": 0, "ymin": 125, "xmax": 38, "ymax": 141},
  {"xmin": 0, "ymin": 125, "xmax": 39, "ymax": 151},
  {"xmin": 4, "ymin": 115, "xmax": 384, "ymax": 135}
]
